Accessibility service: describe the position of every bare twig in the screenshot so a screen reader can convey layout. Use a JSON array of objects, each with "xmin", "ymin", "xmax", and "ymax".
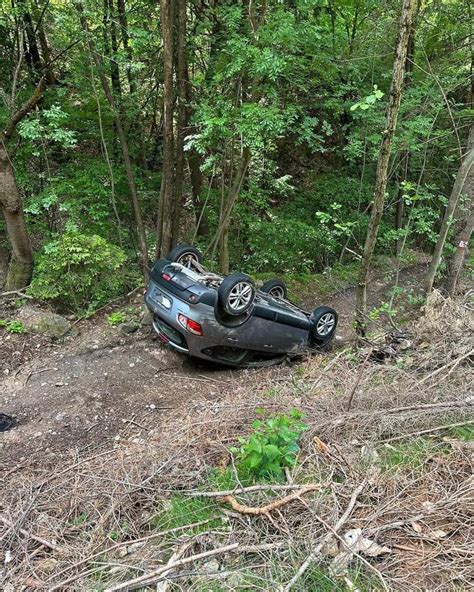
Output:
[
  {"xmin": 104, "ymin": 543, "xmax": 240, "ymax": 591},
  {"xmin": 282, "ymin": 481, "xmax": 366, "ymax": 591},
  {"xmin": 346, "ymin": 350, "xmax": 372, "ymax": 411},
  {"xmin": 378, "ymin": 420, "xmax": 474, "ymax": 443},
  {"xmin": 0, "ymin": 516, "xmax": 59, "ymax": 551},
  {"xmin": 187, "ymin": 483, "xmax": 323, "ymax": 498},
  {"xmin": 0, "ymin": 289, "xmax": 33, "ymax": 299},
  {"xmin": 47, "ymin": 519, "xmax": 218, "ymax": 590},
  {"xmin": 156, "ymin": 540, "xmax": 195, "ymax": 592},
  {"xmin": 419, "ymin": 349, "xmax": 473, "ymax": 384}
]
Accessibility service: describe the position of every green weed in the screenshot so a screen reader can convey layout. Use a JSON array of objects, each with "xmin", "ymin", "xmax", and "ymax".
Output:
[
  {"xmin": 107, "ymin": 311, "xmax": 126, "ymax": 326},
  {"xmin": 230, "ymin": 410, "xmax": 307, "ymax": 482},
  {"xmin": 378, "ymin": 438, "xmax": 447, "ymax": 472},
  {"xmin": 0, "ymin": 320, "xmax": 26, "ymax": 334},
  {"xmin": 151, "ymin": 496, "xmax": 221, "ymax": 534},
  {"xmin": 448, "ymin": 425, "xmax": 474, "ymax": 442}
]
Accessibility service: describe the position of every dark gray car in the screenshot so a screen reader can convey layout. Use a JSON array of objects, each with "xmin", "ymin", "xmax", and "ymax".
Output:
[{"xmin": 145, "ymin": 244, "xmax": 337, "ymax": 367}]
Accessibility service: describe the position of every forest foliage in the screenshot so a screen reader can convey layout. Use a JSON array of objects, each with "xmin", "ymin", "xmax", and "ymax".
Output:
[{"xmin": 0, "ymin": 0, "xmax": 472, "ymax": 315}]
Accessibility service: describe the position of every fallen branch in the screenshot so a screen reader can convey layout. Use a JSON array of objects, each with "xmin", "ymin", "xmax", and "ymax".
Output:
[
  {"xmin": 281, "ymin": 481, "xmax": 366, "ymax": 591},
  {"xmin": 419, "ymin": 349, "xmax": 473, "ymax": 384},
  {"xmin": 47, "ymin": 519, "xmax": 217, "ymax": 590},
  {"xmin": 0, "ymin": 289, "xmax": 33, "ymax": 299},
  {"xmin": 188, "ymin": 483, "xmax": 322, "ymax": 498},
  {"xmin": 0, "ymin": 516, "xmax": 59, "ymax": 551},
  {"xmin": 104, "ymin": 543, "xmax": 240, "ymax": 592},
  {"xmin": 218, "ymin": 484, "xmax": 321, "ymax": 516},
  {"xmin": 346, "ymin": 350, "xmax": 372, "ymax": 411},
  {"xmin": 156, "ymin": 540, "xmax": 194, "ymax": 592},
  {"xmin": 378, "ymin": 419, "xmax": 474, "ymax": 444}
]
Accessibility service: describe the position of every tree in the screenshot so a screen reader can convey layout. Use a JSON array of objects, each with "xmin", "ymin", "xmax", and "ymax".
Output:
[
  {"xmin": 0, "ymin": 141, "xmax": 34, "ymax": 289},
  {"xmin": 75, "ymin": 0, "xmax": 149, "ymax": 278},
  {"xmin": 355, "ymin": 0, "xmax": 418, "ymax": 335},
  {"xmin": 0, "ymin": 75, "xmax": 47, "ymax": 290},
  {"xmin": 156, "ymin": 0, "xmax": 174, "ymax": 258},
  {"xmin": 425, "ymin": 124, "xmax": 474, "ymax": 295},
  {"xmin": 171, "ymin": 0, "xmax": 187, "ymax": 246}
]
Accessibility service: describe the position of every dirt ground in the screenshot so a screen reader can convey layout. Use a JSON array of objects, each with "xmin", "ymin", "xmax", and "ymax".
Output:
[
  {"xmin": 1, "ymin": 262, "xmax": 473, "ymax": 592},
  {"xmin": 0, "ymin": 261, "xmax": 431, "ymax": 470}
]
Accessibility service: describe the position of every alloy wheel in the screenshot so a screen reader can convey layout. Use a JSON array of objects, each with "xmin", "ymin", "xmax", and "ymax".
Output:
[{"xmin": 316, "ymin": 313, "xmax": 335, "ymax": 336}]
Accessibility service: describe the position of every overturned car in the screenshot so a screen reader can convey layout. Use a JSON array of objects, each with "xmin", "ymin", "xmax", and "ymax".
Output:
[{"xmin": 145, "ymin": 244, "xmax": 338, "ymax": 367}]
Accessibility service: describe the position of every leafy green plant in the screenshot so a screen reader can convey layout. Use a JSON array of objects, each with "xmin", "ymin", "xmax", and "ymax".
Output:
[
  {"xmin": 107, "ymin": 311, "xmax": 126, "ymax": 326},
  {"xmin": 231, "ymin": 410, "xmax": 307, "ymax": 482},
  {"xmin": 28, "ymin": 232, "xmax": 134, "ymax": 314},
  {"xmin": 350, "ymin": 84, "xmax": 384, "ymax": 112},
  {"xmin": 0, "ymin": 320, "xmax": 26, "ymax": 334}
]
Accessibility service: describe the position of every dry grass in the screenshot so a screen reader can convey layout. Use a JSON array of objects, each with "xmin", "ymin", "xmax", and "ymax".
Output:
[{"xmin": 1, "ymin": 290, "xmax": 473, "ymax": 591}]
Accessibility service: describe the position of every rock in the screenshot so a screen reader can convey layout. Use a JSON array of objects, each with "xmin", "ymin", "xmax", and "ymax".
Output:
[
  {"xmin": 19, "ymin": 306, "xmax": 71, "ymax": 339},
  {"xmin": 203, "ymin": 559, "xmax": 220, "ymax": 573},
  {"xmin": 126, "ymin": 541, "xmax": 145, "ymax": 555},
  {"xmin": 118, "ymin": 322, "xmax": 138, "ymax": 334},
  {"xmin": 35, "ymin": 558, "xmax": 58, "ymax": 572},
  {"xmin": 139, "ymin": 305, "xmax": 153, "ymax": 326}
]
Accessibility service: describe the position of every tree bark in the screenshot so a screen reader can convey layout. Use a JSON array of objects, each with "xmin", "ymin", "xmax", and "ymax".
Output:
[
  {"xmin": 355, "ymin": 0, "xmax": 418, "ymax": 335},
  {"xmin": 208, "ymin": 147, "xmax": 251, "ymax": 260},
  {"xmin": 0, "ymin": 143, "xmax": 34, "ymax": 290},
  {"xmin": 171, "ymin": 0, "xmax": 187, "ymax": 246},
  {"xmin": 156, "ymin": 0, "xmax": 175, "ymax": 258},
  {"xmin": 32, "ymin": 0, "xmax": 57, "ymax": 85},
  {"xmin": 116, "ymin": 0, "xmax": 136, "ymax": 95},
  {"xmin": 75, "ymin": 1, "xmax": 149, "ymax": 277},
  {"xmin": 395, "ymin": 19, "xmax": 416, "ymax": 255},
  {"xmin": 427, "ymin": 124, "xmax": 474, "ymax": 295},
  {"xmin": 0, "ymin": 242, "xmax": 9, "ymax": 287}
]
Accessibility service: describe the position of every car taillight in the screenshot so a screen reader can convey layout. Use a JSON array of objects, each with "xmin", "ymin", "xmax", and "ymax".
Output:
[
  {"xmin": 177, "ymin": 314, "xmax": 203, "ymax": 336},
  {"xmin": 162, "ymin": 273, "xmax": 171, "ymax": 281}
]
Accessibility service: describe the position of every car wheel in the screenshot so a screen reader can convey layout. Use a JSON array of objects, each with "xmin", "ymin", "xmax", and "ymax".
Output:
[
  {"xmin": 260, "ymin": 279, "xmax": 288, "ymax": 299},
  {"xmin": 218, "ymin": 273, "xmax": 256, "ymax": 316},
  {"xmin": 310, "ymin": 306, "xmax": 338, "ymax": 344},
  {"xmin": 168, "ymin": 244, "xmax": 203, "ymax": 270}
]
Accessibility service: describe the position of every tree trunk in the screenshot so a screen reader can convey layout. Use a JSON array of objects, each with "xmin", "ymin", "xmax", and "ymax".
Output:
[
  {"xmin": 208, "ymin": 147, "xmax": 251, "ymax": 259},
  {"xmin": 104, "ymin": 0, "xmax": 122, "ymax": 101},
  {"xmin": 23, "ymin": 10, "xmax": 42, "ymax": 77},
  {"xmin": 0, "ymin": 143, "xmax": 34, "ymax": 290},
  {"xmin": 116, "ymin": 0, "xmax": 136, "ymax": 95},
  {"xmin": 0, "ymin": 241, "xmax": 9, "ymax": 288},
  {"xmin": 156, "ymin": 0, "xmax": 175, "ymax": 258},
  {"xmin": 355, "ymin": 0, "xmax": 418, "ymax": 335},
  {"xmin": 32, "ymin": 0, "xmax": 57, "ymax": 85},
  {"xmin": 188, "ymin": 148, "xmax": 209, "ymax": 235},
  {"xmin": 75, "ymin": 1, "xmax": 149, "ymax": 277},
  {"xmin": 395, "ymin": 21, "xmax": 416, "ymax": 255},
  {"xmin": 171, "ymin": 0, "xmax": 187, "ymax": 246},
  {"xmin": 426, "ymin": 124, "xmax": 474, "ymax": 294},
  {"xmin": 219, "ymin": 222, "xmax": 230, "ymax": 274}
]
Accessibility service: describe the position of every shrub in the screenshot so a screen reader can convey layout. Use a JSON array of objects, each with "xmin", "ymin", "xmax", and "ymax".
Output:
[
  {"xmin": 243, "ymin": 217, "xmax": 336, "ymax": 273},
  {"xmin": 231, "ymin": 410, "xmax": 307, "ymax": 482},
  {"xmin": 28, "ymin": 233, "xmax": 132, "ymax": 314}
]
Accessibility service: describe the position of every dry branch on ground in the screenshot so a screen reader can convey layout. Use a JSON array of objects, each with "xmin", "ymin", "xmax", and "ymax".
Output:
[{"xmin": 1, "ymin": 291, "xmax": 473, "ymax": 591}]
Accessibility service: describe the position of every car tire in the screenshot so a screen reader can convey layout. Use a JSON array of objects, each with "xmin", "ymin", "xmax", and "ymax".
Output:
[
  {"xmin": 260, "ymin": 279, "xmax": 288, "ymax": 299},
  {"xmin": 310, "ymin": 306, "xmax": 338, "ymax": 345},
  {"xmin": 168, "ymin": 244, "xmax": 203, "ymax": 269},
  {"xmin": 218, "ymin": 273, "xmax": 256, "ymax": 316}
]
